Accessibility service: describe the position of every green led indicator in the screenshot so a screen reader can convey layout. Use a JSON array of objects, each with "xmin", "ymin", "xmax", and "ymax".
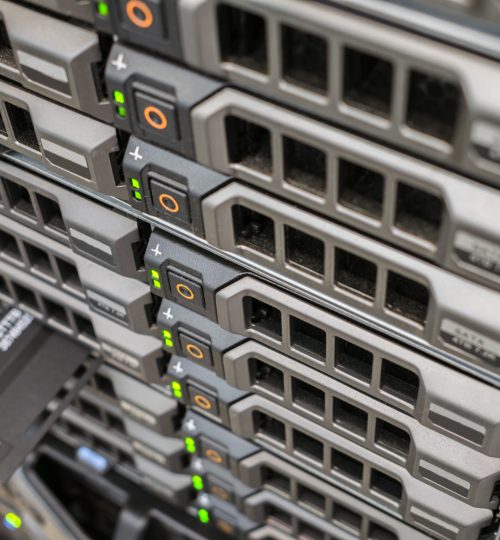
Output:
[
  {"xmin": 198, "ymin": 508, "xmax": 210, "ymax": 525},
  {"xmin": 133, "ymin": 191, "xmax": 143, "ymax": 201},
  {"xmin": 162, "ymin": 329, "xmax": 174, "ymax": 348},
  {"xmin": 130, "ymin": 177, "xmax": 141, "ymax": 189},
  {"xmin": 113, "ymin": 90, "xmax": 125, "ymax": 104},
  {"xmin": 116, "ymin": 106, "xmax": 127, "ymax": 118},
  {"xmin": 3, "ymin": 513, "xmax": 22, "ymax": 530},
  {"xmin": 192, "ymin": 474, "xmax": 204, "ymax": 491},
  {"xmin": 150, "ymin": 269, "xmax": 160, "ymax": 279},
  {"xmin": 171, "ymin": 381, "xmax": 183, "ymax": 399},
  {"xmin": 184, "ymin": 436, "xmax": 196, "ymax": 454},
  {"xmin": 96, "ymin": 1, "xmax": 109, "ymax": 16},
  {"xmin": 153, "ymin": 279, "xmax": 161, "ymax": 289}
]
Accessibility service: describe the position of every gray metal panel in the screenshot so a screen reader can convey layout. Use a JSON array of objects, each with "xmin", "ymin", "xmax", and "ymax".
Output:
[
  {"xmin": 205, "ymin": 185, "xmax": 500, "ymax": 380},
  {"xmin": 243, "ymin": 491, "xmax": 355, "ymax": 540},
  {"xmin": 229, "ymin": 395, "xmax": 493, "ymax": 539},
  {"xmin": 0, "ymin": 159, "xmax": 145, "ymax": 280},
  {"xmin": 0, "ymin": 82, "xmax": 123, "ymax": 199},
  {"xmin": 321, "ymin": 0, "xmax": 500, "ymax": 59},
  {"xmin": 0, "ymin": 214, "xmax": 155, "ymax": 336},
  {"xmin": 20, "ymin": 0, "xmax": 94, "ymax": 23},
  {"xmin": 240, "ymin": 451, "xmax": 432, "ymax": 540},
  {"xmin": 0, "ymin": 1, "xmax": 111, "ymax": 121},
  {"xmin": 223, "ymin": 341, "xmax": 500, "ymax": 507},
  {"xmin": 193, "ymin": 88, "xmax": 500, "ymax": 292},
  {"xmin": 181, "ymin": 0, "xmax": 500, "ymax": 187},
  {"xmin": 215, "ymin": 277, "xmax": 500, "ymax": 455},
  {"xmin": 0, "ymin": 258, "xmax": 164, "ymax": 375}
]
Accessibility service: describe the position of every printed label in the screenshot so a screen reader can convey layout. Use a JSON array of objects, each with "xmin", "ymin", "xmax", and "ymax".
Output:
[
  {"xmin": 454, "ymin": 231, "xmax": 500, "ymax": 277},
  {"xmin": 102, "ymin": 343, "xmax": 140, "ymax": 371},
  {"xmin": 440, "ymin": 319, "xmax": 500, "ymax": 364},
  {"xmin": 471, "ymin": 121, "xmax": 500, "ymax": 165},
  {"xmin": 87, "ymin": 290, "xmax": 128, "ymax": 324},
  {"xmin": 0, "ymin": 308, "xmax": 33, "ymax": 352}
]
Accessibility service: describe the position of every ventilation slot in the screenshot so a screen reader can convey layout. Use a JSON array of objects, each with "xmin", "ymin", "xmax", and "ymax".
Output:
[
  {"xmin": 25, "ymin": 243, "xmax": 54, "ymax": 279},
  {"xmin": 395, "ymin": 182, "xmax": 443, "ymax": 244},
  {"xmin": 380, "ymin": 359, "xmax": 419, "ymax": 406},
  {"xmin": 56, "ymin": 258, "xmax": 83, "ymax": 294},
  {"xmin": 331, "ymin": 449, "xmax": 363, "ymax": 482},
  {"xmin": 297, "ymin": 484, "xmax": 325, "ymax": 514},
  {"xmin": 254, "ymin": 412, "xmax": 286, "ymax": 444},
  {"xmin": 4, "ymin": 179, "xmax": 36, "ymax": 218},
  {"xmin": 94, "ymin": 373, "xmax": 116, "ymax": 399},
  {"xmin": 285, "ymin": 226, "xmax": 325, "ymax": 277},
  {"xmin": 13, "ymin": 283, "xmax": 38, "ymax": 312},
  {"xmin": 74, "ymin": 313, "xmax": 96, "ymax": 342},
  {"xmin": 0, "ymin": 229, "xmax": 21, "ymax": 260},
  {"xmin": 385, "ymin": 271, "xmax": 429, "ymax": 326},
  {"xmin": 332, "ymin": 504, "xmax": 362, "ymax": 533},
  {"xmin": 244, "ymin": 296, "xmax": 282, "ymax": 340},
  {"xmin": 217, "ymin": 4, "xmax": 268, "ymax": 73},
  {"xmin": 332, "ymin": 398, "xmax": 368, "ymax": 439},
  {"xmin": 335, "ymin": 248, "xmax": 377, "ymax": 300},
  {"xmin": 250, "ymin": 358, "xmax": 284, "ymax": 396},
  {"xmin": 43, "ymin": 298, "xmax": 69, "ymax": 328},
  {"xmin": 406, "ymin": 70, "xmax": 460, "ymax": 143},
  {"xmin": 370, "ymin": 470, "xmax": 403, "ymax": 502},
  {"xmin": 343, "ymin": 48, "xmax": 393, "ymax": 118},
  {"xmin": 338, "ymin": 158, "xmax": 384, "ymax": 220},
  {"xmin": 293, "ymin": 430, "xmax": 324, "ymax": 464},
  {"xmin": 375, "ymin": 419, "xmax": 411, "ymax": 459},
  {"xmin": 5, "ymin": 102, "xmax": 39, "ymax": 151},
  {"xmin": 290, "ymin": 316, "xmax": 326, "ymax": 361},
  {"xmin": 262, "ymin": 466, "xmax": 290, "ymax": 495},
  {"xmin": 226, "ymin": 115, "xmax": 272, "ymax": 174},
  {"xmin": 36, "ymin": 193, "xmax": 66, "ymax": 235},
  {"xmin": 283, "ymin": 136, "xmax": 327, "ymax": 195},
  {"xmin": 233, "ymin": 205, "xmax": 275, "ymax": 256},
  {"xmin": 281, "ymin": 25, "xmax": 328, "ymax": 94},
  {"xmin": 334, "ymin": 337, "xmax": 373, "ymax": 383},
  {"xmin": 292, "ymin": 377, "xmax": 325, "ymax": 418},
  {"xmin": 0, "ymin": 19, "xmax": 16, "ymax": 69}
]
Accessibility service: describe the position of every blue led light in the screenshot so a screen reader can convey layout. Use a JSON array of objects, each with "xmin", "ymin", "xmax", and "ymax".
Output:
[{"xmin": 76, "ymin": 446, "xmax": 109, "ymax": 473}]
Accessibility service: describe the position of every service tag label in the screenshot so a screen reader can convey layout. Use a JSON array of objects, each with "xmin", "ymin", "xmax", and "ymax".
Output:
[
  {"xmin": 454, "ymin": 231, "xmax": 500, "ymax": 277},
  {"xmin": 440, "ymin": 319, "xmax": 500, "ymax": 364}
]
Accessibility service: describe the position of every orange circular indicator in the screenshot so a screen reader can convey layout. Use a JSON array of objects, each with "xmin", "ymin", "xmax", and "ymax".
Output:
[
  {"xmin": 204, "ymin": 448, "xmax": 223, "ymax": 464},
  {"xmin": 126, "ymin": 0, "xmax": 154, "ymax": 28},
  {"xmin": 193, "ymin": 394, "xmax": 212, "ymax": 411},
  {"xmin": 176, "ymin": 283, "xmax": 195, "ymax": 301},
  {"xmin": 186, "ymin": 343, "xmax": 204, "ymax": 360},
  {"xmin": 158, "ymin": 193, "xmax": 180, "ymax": 214},
  {"xmin": 210, "ymin": 485, "xmax": 230, "ymax": 501},
  {"xmin": 216, "ymin": 520, "xmax": 235, "ymax": 535},
  {"xmin": 144, "ymin": 105, "xmax": 168, "ymax": 130}
]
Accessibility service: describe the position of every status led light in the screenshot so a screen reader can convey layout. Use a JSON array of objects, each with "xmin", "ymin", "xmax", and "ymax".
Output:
[
  {"xmin": 130, "ymin": 177, "xmax": 141, "ymax": 189},
  {"xmin": 133, "ymin": 191, "xmax": 143, "ymax": 201},
  {"xmin": 113, "ymin": 90, "xmax": 125, "ymax": 104},
  {"xmin": 3, "ymin": 513, "xmax": 22, "ymax": 530},
  {"xmin": 96, "ymin": 1, "xmax": 109, "ymax": 16},
  {"xmin": 162, "ymin": 329, "xmax": 174, "ymax": 348},
  {"xmin": 171, "ymin": 380, "xmax": 183, "ymax": 399},
  {"xmin": 117, "ymin": 106, "xmax": 127, "ymax": 118},
  {"xmin": 198, "ymin": 508, "xmax": 210, "ymax": 524},
  {"xmin": 184, "ymin": 436, "xmax": 196, "ymax": 454},
  {"xmin": 192, "ymin": 474, "xmax": 204, "ymax": 491},
  {"xmin": 150, "ymin": 269, "xmax": 160, "ymax": 279},
  {"xmin": 153, "ymin": 279, "xmax": 161, "ymax": 289}
]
